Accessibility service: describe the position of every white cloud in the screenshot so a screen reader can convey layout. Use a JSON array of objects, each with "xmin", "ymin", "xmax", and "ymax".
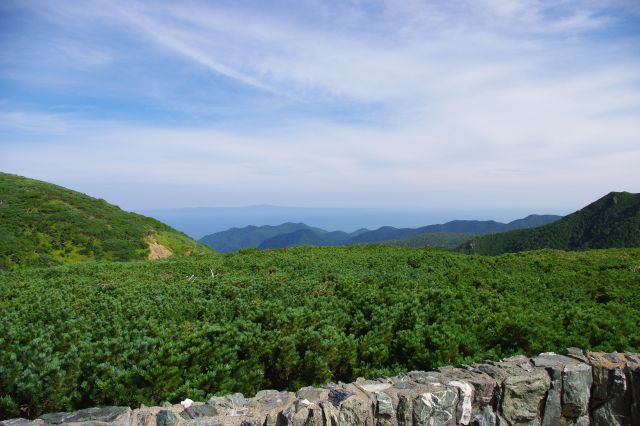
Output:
[{"xmin": 1, "ymin": 0, "xmax": 639, "ymax": 211}]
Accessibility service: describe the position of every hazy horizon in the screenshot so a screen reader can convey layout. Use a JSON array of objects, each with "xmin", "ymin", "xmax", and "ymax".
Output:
[{"xmin": 138, "ymin": 204, "xmax": 569, "ymax": 239}]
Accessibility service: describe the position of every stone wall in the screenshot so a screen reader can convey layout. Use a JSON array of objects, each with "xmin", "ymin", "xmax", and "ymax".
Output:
[{"xmin": 2, "ymin": 349, "xmax": 639, "ymax": 426}]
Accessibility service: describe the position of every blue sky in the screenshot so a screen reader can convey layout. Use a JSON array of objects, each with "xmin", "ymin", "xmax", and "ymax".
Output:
[{"xmin": 1, "ymin": 0, "xmax": 639, "ymax": 214}]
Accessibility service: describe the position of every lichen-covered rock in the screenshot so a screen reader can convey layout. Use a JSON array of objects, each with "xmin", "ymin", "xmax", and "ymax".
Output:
[
  {"xmin": 588, "ymin": 351, "xmax": 631, "ymax": 425},
  {"xmin": 39, "ymin": 407, "xmax": 131, "ymax": 425},
  {"xmin": 397, "ymin": 394, "xmax": 412, "ymax": 426},
  {"xmin": 500, "ymin": 372, "xmax": 550, "ymax": 423},
  {"xmin": 13, "ymin": 349, "xmax": 640, "ymax": 426},
  {"xmin": 156, "ymin": 410, "xmax": 178, "ymax": 426},
  {"xmin": 338, "ymin": 397, "xmax": 373, "ymax": 426},
  {"xmin": 561, "ymin": 363, "xmax": 592, "ymax": 419},
  {"xmin": 532, "ymin": 352, "xmax": 592, "ymax": 423},
  {"xmin": 470, "ymin": 406, "xmax": 496, "ymax": 426},
  {"xmin": 413, "ymin": 389, "xmax": 458, "ymax": 426}
]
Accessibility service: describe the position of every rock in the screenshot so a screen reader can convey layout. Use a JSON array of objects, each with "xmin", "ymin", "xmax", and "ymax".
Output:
[
  {"xmin": 276, "ymin": 406, "xmax": 293, "ymax": 426},
  {"xmin": 541, "ymin": 367, "xmax": 561, "ymax": 426},
  {"xmin": 39, "ymin": 407, "xmax": 131, "ymax": 425},
  {"xmin": 179, "ymin": 405, "xmax": 218, "ymax": 419},
  {"xmin": 375, "ymin": 392, "xmax": 394, "ymax": 425},
  {"xmin": 295, "ymin": 387, "xmax": 327, "ymax": 403},
  {"xmin": 135, "ymin": 411, "xmax": 155, "ymax": 426},
  {"xmin": 1, "ymin": 420, "xmax": 44, "ymax": 426},
  {"xmin": 393, "ymin": 382, "xmax": 416, "ymax": 390},
  {"xmin": 562, "ymin": 348, "xmax": 588, "ymax": 363},
  {"xmin": 297, "ymin": 404, "xmax": 323, "ymax": 426},
  {"xmin": 359, "ymin": 383, "xmax": 392, "ymax": 393},
  {"xmin": 263, "ymin": 414, "xmax": 274, "ymax": 426},
  {"xmin": 319, "ymin": 401, "xmax": 339, "ymax": 426},
  {"xmin": 257, "ymin": 391, "xmax": 290, "ymax": 412},
  {"xmin": 448, "ymin": 380, "xmax": 474, "ymax": 424},
  {"xmin": 588, "ymin": 351, "xmax": 631, "ymax": 425},
  {"xmin": 241, "ymin": 420, "xmax": 259, "ymax": 426},
  {"xmin": 397, "ymin": 394, "xmax": 412, "ymax": 426},
  {"xmin": 156, "ymin": 410, "xmax": 178, "ymax": 426},
  {"xmin": 470, "ymin": 405, "xmax": 496, "ymax": 426},
  {"xmin": 413, "ymin": 389, "xmax": 458, "ymax": 426},
  {"xmin": 328, "ymin": 389, "xmax": 353, "ymax": 407},
  {"xmin": 439, "ymin": 368, "xmax": 497, "ymax": 407},
  {"xmin": 533, "ymin": 352, "xmax": 592, "ymax": 421},
  {"xmin": 338, "ymin": 397, "xmax": 372, "ymax": 426},
  {"xmin": 500, "ymin": 372, "xmax": 549, "ymax": 423},
  {"xmin": 561, "ymin": 363, "xmax": 592, "ymax": 418}
]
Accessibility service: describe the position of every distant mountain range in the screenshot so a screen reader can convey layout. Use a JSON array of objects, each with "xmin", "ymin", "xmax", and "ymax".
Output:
[
  {"xmin": 199, "ymin": 214, "xmax": 562, "ymax": 252},
  {"xmin": 461, "ymin": 191, "xmax": 640, "ymax": 255}
]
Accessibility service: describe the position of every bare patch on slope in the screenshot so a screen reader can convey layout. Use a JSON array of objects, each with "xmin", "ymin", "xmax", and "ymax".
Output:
[{"xmin": 146, "ymin": 237, "xmax": 173, "ymax": 260}]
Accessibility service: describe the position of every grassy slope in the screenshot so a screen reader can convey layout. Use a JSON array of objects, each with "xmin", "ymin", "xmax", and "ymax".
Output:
[
  {"xmin": 0, "ymin": 173, "xmax": 211, "ymax": 269},
  {"xmin": 463, "ymin": 192, "xmax": 640, "ymax": 255},
  {"xmin": 1, "ymin": 246, "xmax": 639, "ymax": 417}
]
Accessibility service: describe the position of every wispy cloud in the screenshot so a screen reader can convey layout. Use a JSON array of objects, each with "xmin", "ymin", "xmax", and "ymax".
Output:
[{"xmin": 1, "ymin": 0, "xmax": 639, "ymax": 211}]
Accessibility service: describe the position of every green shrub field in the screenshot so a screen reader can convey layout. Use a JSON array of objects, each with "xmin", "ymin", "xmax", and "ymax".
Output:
[{"xmin": 1, "ymin": 246, "xmax": 639, "ymax": 418}]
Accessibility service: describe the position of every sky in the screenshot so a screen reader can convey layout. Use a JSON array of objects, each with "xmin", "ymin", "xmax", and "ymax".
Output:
[{"xmin": 1, "ymin": 0, "xmax": 639, "ymax": 215}]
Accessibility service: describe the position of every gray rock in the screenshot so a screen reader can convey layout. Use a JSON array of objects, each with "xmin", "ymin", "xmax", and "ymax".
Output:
[
  {"xmin": 156, "ymin": 410, "xmax": 178, "ymax": 426},
  {"xmin": 500, "ymin": 372, "xmax": 549, "ymax": 423},
  {"xmin": 180, "ymin": 405, "xmax": 218, "ymax": 419},
  {"xmin": 541, "ymin": 367, "xmax": 561, "ymax": 426},
  {"xmin": 338, "ymin": 397, "xmax": 371, "ymax": 426},
  {"xmin": 562, "ymin": 348, "xmax": 588, "ymax": 363},
  {"xmin": 276, "ymin": 407, "xmax": 293, "ymax": 426},
  {"xmin": 589, "ymin": 351, "xmax": 631, "ymax": 425},
  {"xmin": 409, "ymin": 371, "xmax": 441, "ymax": 386},
  {"xmin": 263, "ymin": 414, "xmax": 274, "ymax": 426},
  {"xmin": 38, "ymin": 407, "xmax": 130, "ymax": 424},
  {"xmin": 561, "ymin": 363, "xmax": 592, "ymax": 418},
  {"xmin": 184, "ymin": 419, "xmax": 222, "ymax": 426},
  {"xmin": 328, "ymin": 389, "xmax": 353, "ymax": 408},
  {"xmin": 257, "ymin": 391, "xmax": 290, "ymax": 412},
  {"xmin": 295, "ymin": 387, "xmax": 327, "ymax": 403},
  {"xmin": 397, "ymin": 394, "xmax": 411, "ymax": 426},
  {"xmin": 1, "ymin": 420, "xmax": 43, "ymax": 426},
  {"xmin": 298, "ymin": 405, "xmax": 323, "ymax": 426},
  {"xmin": 375, "ymin": 392, "xmax": 394, "ymax": 425},
  {"xmin": 240, "ymin": 419, "xmax": 259, "ymax": 426},
  {"xmin": 470, "ymin": 406, "xmax": 496, "ymax": 426},
  {"xmin": 319, "ymin": 401, "xmax": 339, "ymax": 426},
  {"xmin": 413, "ymin": 389, "xmax": 458, "ymax": 426},
  {"xmin": 393, "ymin": 382, "xmax": 416, "ymax": 390}
]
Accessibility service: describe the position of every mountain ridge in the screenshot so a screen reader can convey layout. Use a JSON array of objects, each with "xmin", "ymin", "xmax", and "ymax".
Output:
[
  {"xmin": 461, "ymin": 191, "xmax": 640, "ymax": 255},
  {"xmin": 200, "ymin": 214, "xmax": 562, "ymax": 252}
]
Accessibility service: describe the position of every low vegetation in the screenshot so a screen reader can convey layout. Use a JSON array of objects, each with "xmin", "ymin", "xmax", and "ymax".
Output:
[{"xmin": 2, "ymin": 246, "xmax": 639, "ymax": 418}]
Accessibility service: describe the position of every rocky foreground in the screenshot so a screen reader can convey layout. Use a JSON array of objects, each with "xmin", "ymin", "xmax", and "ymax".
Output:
[{"xmin": 2, "ymin": 349, "xmax": 639, "ymax": 426}]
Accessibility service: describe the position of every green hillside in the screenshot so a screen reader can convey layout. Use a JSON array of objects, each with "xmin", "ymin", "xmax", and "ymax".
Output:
[
  {"xmin": 0, "ymin": 173, "xmax": 211, "ymax": 270},
  {"xmin": 389, "ymin": 232, "xmax": 477, "ymax": 249},
  {"xmin": 2, "ymin": 246, "xmax": 639, "ymax": 418},
  {"xmin": 462, "ymin": 192, "xmax": 640, "ymax": 255}
]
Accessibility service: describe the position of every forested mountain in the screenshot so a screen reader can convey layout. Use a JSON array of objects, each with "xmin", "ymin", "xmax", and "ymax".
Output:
[
  {"xmin": 462, "ymin": 192, "xmax": 640, "ymax": 255},
  {"xmin": 200, "ymin": 215, "xmax": 561, "ymax": 252},
  {"xmin": 389, "ymin": 232, "xmax": 478, "ymax": 249},
  {"xmin": 348, "ymin": 215, "xmax": 561, "ymax": 244},
  {"xmin": 199, "ymin": 223, "xmax": 341, "ymax": 252},
  {"xmin": 0, "ymin": 173, "xmax": 211, "ymax": 270}
]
